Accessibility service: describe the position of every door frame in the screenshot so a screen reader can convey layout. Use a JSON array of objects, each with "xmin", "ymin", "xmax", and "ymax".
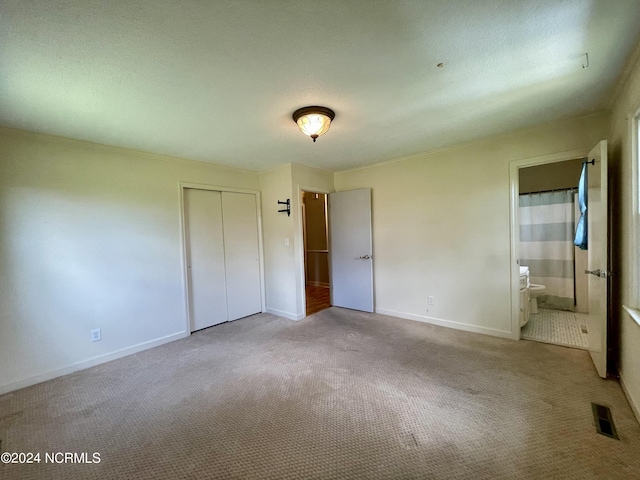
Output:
[
  {"xmin": 508, "ymin": 148, "xmax": 590, "ymax": 340},
  {"xmin": 179, "ymin": 182, "xmax": 266, "ymax": 334},
  {"xmin": 295, "ymin": 185, "xmax": 333, "ymax": 317}
]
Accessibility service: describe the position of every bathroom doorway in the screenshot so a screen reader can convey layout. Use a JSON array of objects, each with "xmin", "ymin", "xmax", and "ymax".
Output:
[
  {"xmin": 301, "ymin": 191, "xmax": 331, "ymax": 316},
  {"xmin": 517, "ymin": 158, "xmax": 589, "ymax": 349}
]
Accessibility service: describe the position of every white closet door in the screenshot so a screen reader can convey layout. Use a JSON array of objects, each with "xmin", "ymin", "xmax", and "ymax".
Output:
[
  {"xmin": 222, "ymin": 191, "xmax": 262, "ymax": 321},
  {"xmin": 185, "ymin": 189, "xmax": 228, "ymax": 331}
]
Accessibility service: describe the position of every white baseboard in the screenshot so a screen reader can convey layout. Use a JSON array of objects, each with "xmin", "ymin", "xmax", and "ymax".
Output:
[
  {"xmin": 0, "ymin": 331, "xmax": 189, "ymax": 396},
  {"xmin": 375, "ymin": 308, "xmax": 513, "ymax": 339},
  {"xmin": 620, "ymin": 373, "xmax": 640, "ymax": 425},
  {"xmin": 266, "ymin": 308, "xmax": 305, "ymax": 321}
]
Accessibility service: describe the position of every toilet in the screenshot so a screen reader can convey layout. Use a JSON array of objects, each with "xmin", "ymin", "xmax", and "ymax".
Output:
[{"xmin": 529, "ymin": 284, "xmax": 546, "ymax": 314}]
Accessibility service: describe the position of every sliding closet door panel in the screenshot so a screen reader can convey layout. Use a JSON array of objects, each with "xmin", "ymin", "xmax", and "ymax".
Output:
[
  {"xmin": 185, "ymin": 189, "xmax": 227, "ymax": 331},
  {"xmin": 222, "ymin": 191, "xmax": 261, "ymax": 321}
]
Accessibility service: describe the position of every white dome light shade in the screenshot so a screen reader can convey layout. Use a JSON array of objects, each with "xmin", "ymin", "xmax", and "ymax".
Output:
[
  {"xmin": 297, "ymin": 113, "xmax": 331, "ymax": 137},
  {"xmin": 292, "ymin": 106, "xmax": 335, "ymax": 142}
]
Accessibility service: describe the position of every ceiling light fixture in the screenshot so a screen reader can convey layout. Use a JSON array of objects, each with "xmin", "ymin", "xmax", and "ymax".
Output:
[{"xmin": 292, "ymin": 106, "xmax": 335, "ymax": 143}]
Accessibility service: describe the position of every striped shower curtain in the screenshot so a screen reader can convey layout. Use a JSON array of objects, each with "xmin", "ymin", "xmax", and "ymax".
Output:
[{"xmin": 519, "ymin": 192, "xmax": 575, "ymax": 311}]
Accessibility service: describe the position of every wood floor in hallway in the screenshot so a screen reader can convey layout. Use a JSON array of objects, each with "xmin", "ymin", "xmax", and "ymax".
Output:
[{"xmin": 305, "ymin": 284, "xmax": 330, "ymax": 315}]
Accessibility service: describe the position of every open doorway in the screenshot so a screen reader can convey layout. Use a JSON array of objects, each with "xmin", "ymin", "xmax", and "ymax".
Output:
[
  {"xmin": 301, "ymin": 191, "xmax": 331, "ymax": 316},
  {"xmin": 517, "ymin": 158, "xmax": 589, "ymax": 349}
]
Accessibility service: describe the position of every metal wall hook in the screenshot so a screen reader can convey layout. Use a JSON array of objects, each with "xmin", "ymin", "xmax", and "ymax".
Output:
[
  {"xmin": 278, "ymin": 199, "xmax": 290, "ymax": 216},
  {"xmin": 582, "ymin": 52, "xmax": 589, "ymax": 69}
]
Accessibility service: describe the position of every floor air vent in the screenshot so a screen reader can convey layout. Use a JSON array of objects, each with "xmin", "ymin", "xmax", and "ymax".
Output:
[{"xmin": 592, "ymin": 403, "xmax": 619, "ymax": 440}]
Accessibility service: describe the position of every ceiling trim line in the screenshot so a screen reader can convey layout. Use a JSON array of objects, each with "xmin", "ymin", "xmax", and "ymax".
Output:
[
  {"xmin": 0, "ymin": 126, "xmax": 259, "ymax": 175},
  {"xmin": 334, "ymin": 111, "xmax": 608, "ymax": 176}
]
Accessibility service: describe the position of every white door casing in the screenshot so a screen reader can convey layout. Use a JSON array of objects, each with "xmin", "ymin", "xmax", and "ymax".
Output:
[
  {"xmin": 329, "ymin": 189, "xmax": 374, "ymax": 312},
  {"xmin": 586, "ymin": 140, "xmax": 609, "ymax": 378}
]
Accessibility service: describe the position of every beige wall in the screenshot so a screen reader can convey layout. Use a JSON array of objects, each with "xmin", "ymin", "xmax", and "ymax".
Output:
[
  {"xmin": 259, "ymin": 163, "xmax": 334, "ymax": 319},
  {"xmin": 609, "ymin": 47, "xmax": 640, "ymax": 421},
  {"xmin": 259, "ymin": 165, "xmax": 298, "ymax": 318},
  {"xmin": 0, "ymin": 127, "xmax": 260, "ymax": 394},
  {"xmin": 335, "ymin": 113, "xmax": 609, "ymax": 337}
]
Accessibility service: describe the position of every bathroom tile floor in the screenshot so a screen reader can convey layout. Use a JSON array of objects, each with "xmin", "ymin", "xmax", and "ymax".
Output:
[{"xmin": 521, "ymin": 308, "xmax": 589, "ymax": 349}]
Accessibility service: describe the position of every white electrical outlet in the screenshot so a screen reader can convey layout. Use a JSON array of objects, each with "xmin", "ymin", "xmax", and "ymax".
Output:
[
  {"xmin": 428, "ymin": 296, "xmax": 435, "ymax": 306},
  {"xmin": 91, "ymin": 328, "xmax": 102, "ymax": 342}
]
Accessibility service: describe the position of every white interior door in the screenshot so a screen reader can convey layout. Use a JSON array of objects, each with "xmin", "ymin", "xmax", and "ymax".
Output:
[
  {"xmin": 185, "ymin": 189, "xmax": 228, "ymax": 331},
  {"xmin": 329, "ymin": 189, "xmax": 374, "ymax": 312},
  {"xmin": 586, "ymin": 140, "xmax": 609, "ymax": 378},
  {"xmin": 222, "ymin": 191, "xmax": 262, "ymax": 321}
]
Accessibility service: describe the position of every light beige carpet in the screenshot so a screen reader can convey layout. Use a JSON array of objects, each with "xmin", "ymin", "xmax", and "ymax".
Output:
[{"xmin": 1, "ymin": 307, "xmax": 639, "ymax": 479}]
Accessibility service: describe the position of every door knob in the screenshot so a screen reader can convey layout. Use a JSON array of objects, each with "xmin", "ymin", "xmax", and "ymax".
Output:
[
  {"xmin": 585, "ymin": 269, "xmax": 611, "ymax": 278},
  {"xmin": 585, "ymin": 269, "xmax": 612, "ymax": 278},
  {"xmin": 359, "ymin": 255, "xmax": 371, "ymax": 259}
]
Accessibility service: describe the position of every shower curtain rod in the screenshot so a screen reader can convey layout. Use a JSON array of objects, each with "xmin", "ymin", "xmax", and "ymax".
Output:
[{"xmin": 520, "ymin": 186, "xmax": 578, "ymax": 196}]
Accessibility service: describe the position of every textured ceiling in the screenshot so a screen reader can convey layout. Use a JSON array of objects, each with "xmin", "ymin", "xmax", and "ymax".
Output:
[{"xmin": 2, "ymin": 1, "xmax": 640, "ymax": 171}]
